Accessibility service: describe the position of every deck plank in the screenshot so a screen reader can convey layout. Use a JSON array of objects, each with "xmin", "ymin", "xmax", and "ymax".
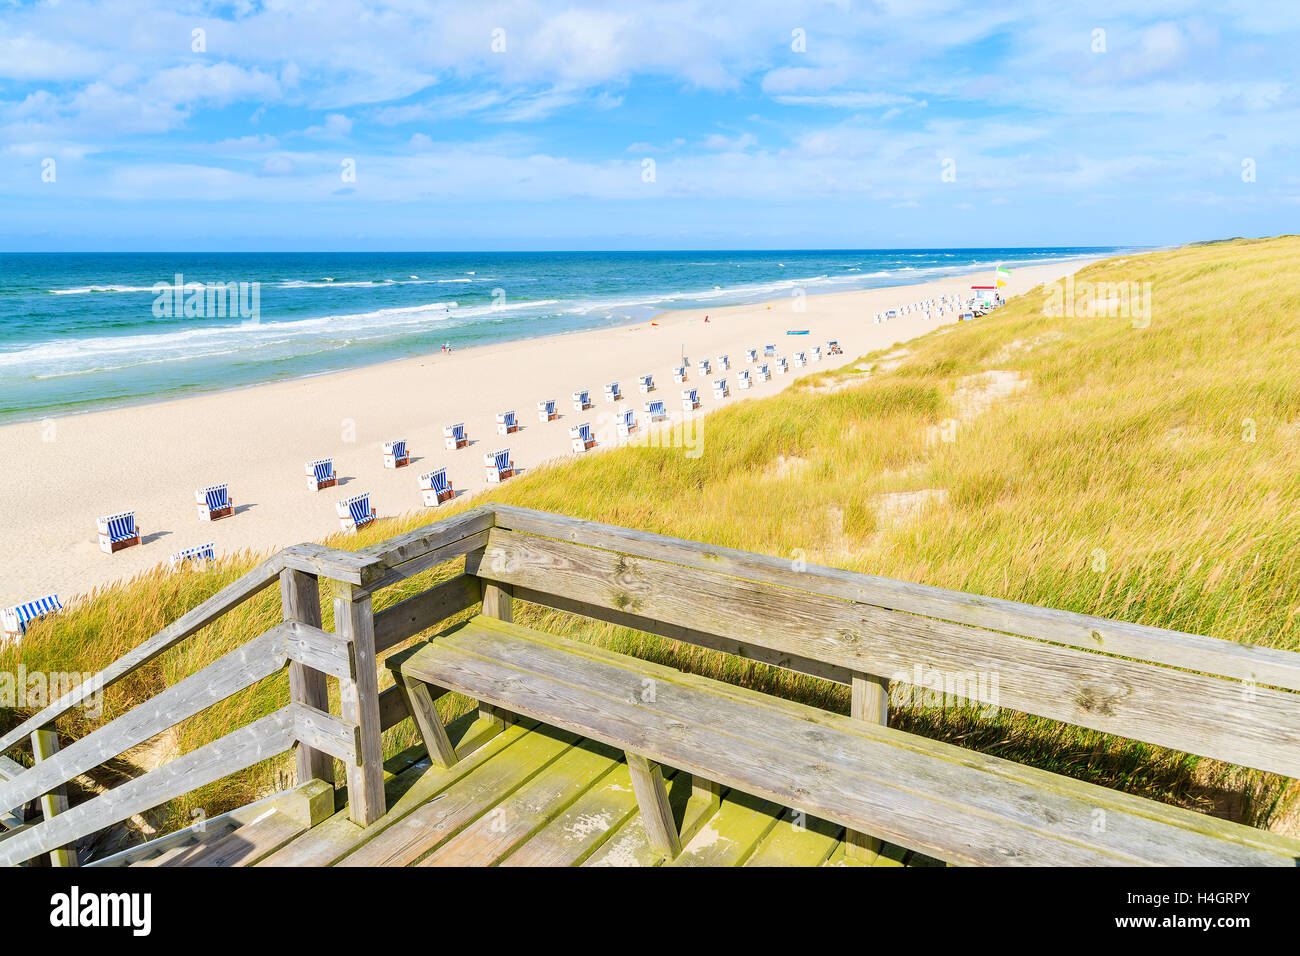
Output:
[
  {"xmin": 744, "ymin": 808, "xmax": 843, "ymax": 867},
  {"xmin": 158, "ymin": 810, "xmax": 305, "ymax": 867},
  {"xmin": 582, "ymin": 775, "xmax": 718, "ymax": 867},
  {"xmin": 666, "ymin": 790, "xmax": 782, "ymax": 867}
]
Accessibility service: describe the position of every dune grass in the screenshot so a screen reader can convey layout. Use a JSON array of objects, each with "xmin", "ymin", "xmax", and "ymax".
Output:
[{"xmin": 5, "ymin": 235, "xmax": 1299, "ymax": 845}]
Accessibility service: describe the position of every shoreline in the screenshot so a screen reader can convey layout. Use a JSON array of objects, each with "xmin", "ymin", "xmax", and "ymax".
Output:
[
  {"xmin": 0, "ymin": 257, "xmax": 1102, "ymax": 606},
  {"xmin": 0, "ymin": 255, "xmax": 1104, "ymax": 428}
]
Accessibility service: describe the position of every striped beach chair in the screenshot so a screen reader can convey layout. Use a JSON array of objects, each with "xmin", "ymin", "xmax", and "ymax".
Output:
[
  {"xmin": 828, "ymin": 340, "xmax": 842, "ymax": 354},
  {"xmin": 96, "ymin": 511, "xmax": 140, "ymax": 554},
  {"xmin": 682, "ymin": 388, "xmax": 701, "ymax": 411},
  {"xmin": 695, "ymin": 358, "xmax": 711, "ymax": 375},
  {"xmin": 763, "ymin": 344, "xmax": 776, "ymax": 357},
  {"xmin": 713, "ymin": 378, "xmax": 729, "ymax": 399},
  {"xmin": 644, "ymin": 399, "xmax": 667, "ymax": 422},
  {"xmin": 484, "ymin": 448, "xmax": 514, "ymax": 483},
  {"xmin": 572, "ymin": 389, "xmax": 593, "ymax": 411},
  {"xmin": 419, "ymin": 468, "xmax": 455, "ymax": 507},
  {"xmin": 496, "ymin": 411, "xmax": 519, "ymax": 435},
  {"xmin": 756, "ymin": 363, "xmax": 771, "ymax": 382},
  {"xmin": 305, "ymin": 458, "xmax": 337, "ymax": 491},
  {"xmin": 604, "ymin": 382, "xmax": 622, "ymax": 402},
  {"xmin": 169, "ymin": 542, "xmax": 216, "ymax": 571},
  {"xmin": 811, "ymin": 346, "xmax": 822, "ymax": 361},
  {"xmin": 775, "ymin": 356, "xmax": 789, "ymax": 374},
  {"xmin": 336, "ymin": 492, "xmax": 377, "ymax": 533},
  {"xmin": 383, "ymin": 439, "xmax": 409, "ymax": 469},
  {"xmin": 638, "ymin": 373, "xmax": 654, "ymax": 394},
  {"xmin": 538, "ymin": 399, "xmax": 558, "ymax": 423},
  {"xmin": 737, "ymin": 369, "xmax": 752, "ymax": 390},
  {"xmin": 195, "ymin": 483, "xmax": 233, "ymax": 521},
  {"xmin": 673, "ymin": 366, "xmax": 688, "ymax": 383},
  {"xmin": 793, "ymin": 351, "xmax": 806, "ymax": 368},
  {"xmin": 443, "ymin": 423, "xmax": 469, "ymax": 450},
  {"xmin": 745, "ymin": 347, "xmax": 757, "ymax": 363},
  {"xmin": 2, "ymin": 594, "xmax": 62, "ymax": 643},
  {"xmin": 569, "ymin": 422, "xmax": 596, "ymax": 453},
  {"xmin": 716, "ymin": 354, "xmax": 730, "ymax": 371},
  {"xmin": 616, "ymin": 408, "xmax": 638, "ymax": 438}
]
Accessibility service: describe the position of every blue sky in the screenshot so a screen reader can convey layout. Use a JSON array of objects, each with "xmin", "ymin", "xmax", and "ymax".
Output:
[{"xmin": 1, "ymin": 0, "xmax": 1297, "ymax": 250}]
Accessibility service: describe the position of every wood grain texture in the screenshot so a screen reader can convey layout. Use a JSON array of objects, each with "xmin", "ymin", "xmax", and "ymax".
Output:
[
  {"xmin": 281, "ymin": 568, "xmax": 334, "ymax": 787},
  {"xmin": 372, "ymin": 574, "xmax": 480, "ymax": 653},
  {"xmin": 30, "ymin": 729, "xmax": 76, "ymax": 867},
  {"xmin": 334, "ymin": 589, "xmax": 385, "ymax": 826},
  {"xmin": 625, "ymin": 754, "xmax": 681, "ymax": 858}
]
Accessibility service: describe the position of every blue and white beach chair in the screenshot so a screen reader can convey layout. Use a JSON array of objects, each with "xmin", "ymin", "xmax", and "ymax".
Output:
[
  {"xmin": 763, "ymin": 344, "xmax": 776, "ymax": 357},
  {"xmin": 419, "ymin": 468, "xmax": 455, "ymax": 506},
  {"xmin": 682, "ymin": 388, "xmax": 701, "ymax": 411},
  {"xmin": 745, "ymin": 347, "xmax": 758, "ymax": 363},
  {"xmin": 811, "ymin": 346, "xmax": 821, "ymax": 361},
  {"xmin": 443, "ymin": 422, "xmax": 469, "ymax": 450},
  {"xmin": 538, "ymin": 399, "xmax": 558, "ymax": 422},
  {"xmin": 195, "ymin": 483, "xmax": 233, "ymax": 521},
  {"xmin": 604, "ymin": 382, "xmax": 622, "ymax": 402},
  {"xmin": 638, "ymin": 373, "xmax": 654, "ymax": 394},
  {"xmin": 695, "ymin": 358, "xmax": 711, "ymax": 375},
  {"xmin": 569, "ymin": 422, "xmax": 596, "ymax": 453},
  {"xmin": 616, "ymin": 408, "xmax": 638, "ymax": 438},
  {"xmin": 572, "ymin": 389, "xmax": 593, "ymax": 411},
  {"xmin": 713, "ymin": 378, "xmax": 729, "ymax": 399},
  {"xmin": 2, "ymin": 594, "xmax": 62, "ymax": 643},
  {"xmin": 775, "ymin": 356, "xmax": 789, "ymax": 374},
  {"xmin": 484, "ymin": 448, "xmax": 514, "ymax": 482},
  {"xmin": 169, "ymin": 542, "xmax": 216, "ymax": 571},
  {"xmin": 793, "ymin": 351, "xmax": 806, "ymax": 369},
  {"xmin": 644, "ymin": 399, "xmax": 667, "ymax": 422},
  {"xmin": 673, "ymin": 366, "xmax": 687, "ymax": 383},
  {"xmin": 716, "ymin": 354, "xmax": 729, "ymax": 371},
  {"xmin": 756, "ymin": 363, "xmax": 771, "ymax": 382},
  {"xmin": 496, "ymin": 410, "xmax": 519, "ymax": 435},
  {"xmin": 96, "ymin": 511, "xmax": 140, "ymax": 554},
  {"xmin": 737, "ymin": 369, "xmax": 752, "ymax": 390},
  {"xmin": 828, "ymin": 339, "xmax": 842, "ymax": 355},
  {"xmin": 305, "ymin": 458, "xmax": 337, "ymax": 491},
  {"xmin": 336, "ymin": 492, "xmax": 377, "ymax": 533},
  {"xmin": 383, "ymin": 439, "xmax": 409, "ymax": 469}
]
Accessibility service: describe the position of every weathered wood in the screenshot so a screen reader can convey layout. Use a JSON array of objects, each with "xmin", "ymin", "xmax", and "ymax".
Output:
[
  {"xmin": 283, "ymin": 620, "xmax": 355, "ymax": 681},
  {"xmin": 625, "ymin": 753, "xmax": 681, "ymax": 859},
  {"xmin": 392, "ymin": 673, "xmax": 457, "ymax": 769},
  {"xmin": 481, "ymin": 579, "xmax": 514, "ymax": 624},
  {"xmin": 30, "ymin": 729, "xmax": 76, "ymax": 867},
  {"xmin": 156, "ymin": 810, "xmax": 305, "ymax": 867},
  {"xmin": 290, "ymin": 703, "xmax": 361, "ymax": 764},
  {"xmin": 357, "ymin": 507, "xmax": 495, "ymax": 584},
  {"xmin": 281, "ymin": 569, "xmax": 334, "ymax": 787},
  {"xmin": 0, "ymin": 708, "xmax": 297, "ymax": 867},
  {"xmin": 361, "ymin": 531, "xmax": 491, "ymax": 595},
  {"xmin": 373, "ymin": 575, "xmax": 481, "ymax": 653},
  {"xmin": 281, "ymin": 543, "xmax": 380, "ymax": 586},
  {"xmin": 846, "ymin": 671, "xmax": 890, "ymax": 861},
  {"xmin": 0, "ymin": 626, "xmax": 288, "ymax": 817},
  {"xmin": 398, "ymin": 617, "xmax": 1300, "ymax": 866},
  {"xmin": 487, "ymin": 504, "xmax": 1300, "ymax": 692},
  {"xmin": 472, "ymin": 530, "xmax": 1300, "ymax": 778},
  {"xmin": 334, "ymin": 587, "xmax": 385, "ymax": 826},
  {"xmin": 0, "ymin": 555, "xmax": 285, "ymax": 758}
]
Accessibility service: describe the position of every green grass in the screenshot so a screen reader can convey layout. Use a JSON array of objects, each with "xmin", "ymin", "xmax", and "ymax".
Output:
[{"xmin": 5, "ymin": 236, "xmax": 1300, "ymax": 842}]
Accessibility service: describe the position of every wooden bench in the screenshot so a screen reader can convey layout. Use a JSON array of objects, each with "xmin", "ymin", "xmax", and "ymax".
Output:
[{"xmin": 391, "ymin": 614, "xmax": 1300, "ymax": 867}]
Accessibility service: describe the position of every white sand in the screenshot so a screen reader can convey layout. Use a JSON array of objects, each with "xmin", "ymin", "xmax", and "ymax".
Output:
[{"xmin": 0, "ymin": 259, "xmax": 1095, "ymax": 606}]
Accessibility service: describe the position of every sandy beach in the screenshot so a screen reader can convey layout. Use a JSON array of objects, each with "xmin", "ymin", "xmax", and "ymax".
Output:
[{"xmin": 0, "ymin": 259, "xmax": 1096, "ymax": 607}]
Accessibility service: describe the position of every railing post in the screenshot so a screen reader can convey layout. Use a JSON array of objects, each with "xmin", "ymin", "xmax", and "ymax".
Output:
[
  {"xmin": 281, "ymin": 568, "xmax": 334, "ymax": 788},
  {"xmin": 846, "ymin": 672, "xmax": 889, "ymax": 861},
  {"xmin": 29, "ymin": 726, "xmax": 77, "ymax": 867},
  {"xmin": 333, "ymin": 582, "xmax": 385, "ymax": 826},
  {"xmin": 479, "ymin": 566, "xmax": 515, "ymax": 728}
]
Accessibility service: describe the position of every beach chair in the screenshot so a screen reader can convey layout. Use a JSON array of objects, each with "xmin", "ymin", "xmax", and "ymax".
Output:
[
  {"xmin": 745, "ymin": 347, "xmax": 757, "ymax": 363},
  {"xmin": 484, "ymin": 448, "xmax": 514, "ymax": 483},
  {"xmin": 672, "ymin": 366, "xmax": 687, "ymax": 383},
  {"xmin": 775, "ymin": 356, "xmax": 789, "ymax": 374},
  {"xmin": 737, "ymin": 369, "xmax": 752, "ymax": 389},
  {"xmin": 604, "ymin": 382, "xmax": 622, "ymax": 402},
  {"xmin": 97, "ymin": 511, "xmax": 140, "ymax": 554},
  {"xmin": 2, "ymin": 594, "xmax": 62, "ymax": 644},
  {"xmin": 644, "ymin": 399, "xmax": 668, "ymax": 422},
  {"xmin": 716, "ymin": 354, "xmax": 730, "ymax": 371},
  {"xmin": 682, "ymin": 388, "xmax": 701, "ymax": 411},
  {"xmin": 537, "ymin": 399, "xmax": 558, "ymax": 422},
  {"xmin": 496, "ymin": 410, "xmax": 519, "ymax": 435},
  {"xmin": 793, "ymin": 351, "xmax": 806, "ymax": 368},
  {"xmin": 569, "ymin": 423, "xmax": 596, "ymax": 453},
  {"xmin": 763, "ymin": 344, "xmax": 776, "ymax": 357},
  {"xmin": 443, "ymin": 423, "xmax": 469, "ymax": 450},
  {"xmin": 336, "ymin": 492, "xmax": 377, "ymax": 533},
  {"xmin": 638, "ymin": 373, "xmax": 654, "ymax": 393},
  {"xmin": 616, "ymin": 408, "xmax": 638, "ymax": 438},
  {"xmin": 756, "ymin": 363, "xmax": 771, "ymax": 382},
  {"xmin": 305, "ymin": 458, "xmax": 337, "ymax": 491},
  {"xmin": 572, "ymin": 389, "xmax": 593, "ymax": 411},
  {"xmin": 195, "ymin": 483, "xmax": 233, "ymax": 521},
  {"xmin": 828, "ymin": 340, "xmax": 843, "ymax": 355},
  {"xmin": 383, "ymin": 439, "xmax": 410, "ymax": 469},
  {"xmin": 713, "ymin": 378, "xmax": 729, "ymax": 399},
  {"xmin": 169, "ymin": 542, "xmax": 216, "ymax": 571},
  {"xmin": 696, "ymin": 359, "xmax": 711, "ymax": 375},
  {"xmin": 419, "ymin": 468, "xmax": 455, "ymax": 507}
]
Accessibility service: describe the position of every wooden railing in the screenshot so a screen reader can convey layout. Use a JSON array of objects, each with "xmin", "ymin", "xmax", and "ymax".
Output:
[{"xmin": 4, "ymin": 503, "xmax": 1300, "ymax": 866}]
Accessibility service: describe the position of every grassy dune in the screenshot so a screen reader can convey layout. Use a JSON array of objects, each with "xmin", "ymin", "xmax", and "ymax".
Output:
[{"xmin": 5, "ymin": 236, "xmax": 1299, "ymax": 844}]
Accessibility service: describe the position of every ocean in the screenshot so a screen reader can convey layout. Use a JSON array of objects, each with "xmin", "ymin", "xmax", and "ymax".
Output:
[{"xmin": 0, "ymin": 248, "xmax": 1121, "ymax": 423}]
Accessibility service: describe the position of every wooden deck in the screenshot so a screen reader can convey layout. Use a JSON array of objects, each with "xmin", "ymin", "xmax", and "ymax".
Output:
[{"xmin": 116, "ymin": 715, "xmax": 940, "ymax": 867}]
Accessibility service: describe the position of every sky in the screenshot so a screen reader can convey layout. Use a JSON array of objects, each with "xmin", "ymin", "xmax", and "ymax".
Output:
[{"xmin": 0, "ymin": 0, "xmax": 1297, "ymax": 251}]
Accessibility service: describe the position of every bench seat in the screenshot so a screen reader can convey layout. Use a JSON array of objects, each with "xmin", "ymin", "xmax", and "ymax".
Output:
[{"xmin": 393, "ymin": 615, "xmax": 1300, "ymax": 867}]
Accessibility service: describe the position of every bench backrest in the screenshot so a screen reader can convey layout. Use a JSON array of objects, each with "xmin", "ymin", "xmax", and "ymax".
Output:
[{"xmin": 470, "ymin": 508, "xmax": 1300, "ymax": 780}]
